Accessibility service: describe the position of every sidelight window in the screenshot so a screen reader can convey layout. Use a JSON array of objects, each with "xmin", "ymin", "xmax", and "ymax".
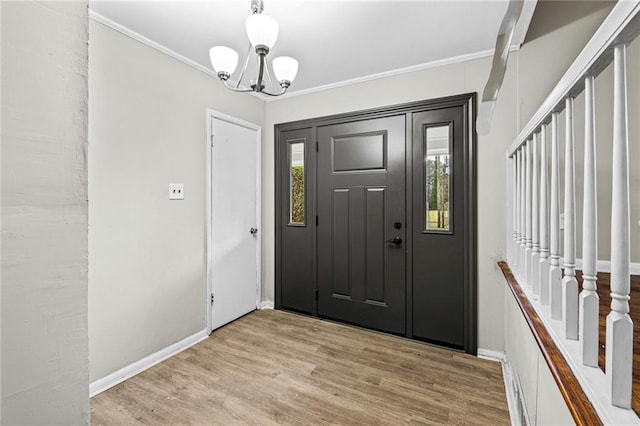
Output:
[
  {"xmin": 289, "ymin": 141, "xmax": 305, "ymax": 225},
  {"xmin": 424, "ymin": 124, "xmax": 451, "ymax": 232}
]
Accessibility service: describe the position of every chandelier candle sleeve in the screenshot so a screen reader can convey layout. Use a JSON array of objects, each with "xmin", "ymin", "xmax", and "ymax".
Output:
[
  {"xmin": 273, "ymin": 56, "xmax": 299, "ymax": 84},
  {"xmin": 246, "ymin": 14, "xmax": 279, "ymax": 49},
  {"xmin": 209, "ymin": 46, "xmax": 239, "ymax": 78}
]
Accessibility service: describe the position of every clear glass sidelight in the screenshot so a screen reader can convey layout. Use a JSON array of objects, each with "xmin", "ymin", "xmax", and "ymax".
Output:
[
  {"xmin": 289, "ymin": 141, "xmax": 305, "ymax": 225},
  {"xmin": 425, "ymin": 124, "xmax": 451, "ymax": 232}
]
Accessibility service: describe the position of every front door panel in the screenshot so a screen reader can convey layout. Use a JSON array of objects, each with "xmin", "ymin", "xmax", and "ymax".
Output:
[{"xmin": 317, "ymin": 116, "xmax": 406, "ymax": 335}]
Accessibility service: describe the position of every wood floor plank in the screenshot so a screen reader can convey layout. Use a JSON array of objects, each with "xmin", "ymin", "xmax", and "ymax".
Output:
[{"xmin": 91, "ymin": 310, "xmax": 509, "ymax": 425}]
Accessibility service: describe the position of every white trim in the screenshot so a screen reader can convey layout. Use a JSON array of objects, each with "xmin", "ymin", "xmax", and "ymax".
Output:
[
  {"xmin": 89, "ymin": 9, "xmax": 520, "ymax": 103},
  {"xmin": 501, "ymin": 357, "xmax": 528, "ymax": 426},
  {"xmin": 512, "ymin": 0, "xmax": 538, "ymax": 47},
  {"xmin": 478, "ymin": 348, "xmax": 527, "ymax": 425},
  {"xmin": 89, "ymin": 329, "xmax": 208, "ymax": 397},
  {"xmin": 260, "ymin": 301, "xmax": 274, "ymax": 310},
  {"xmin": 205, "ymin": 110, "xmax": 262, "ymax": 334},
  {"xmin": 89, "ymin": 10, "xmax": 216, "ymax": 79},
  {"xmin": 477, "ymin": 348, "xmax": 506, "ymax": 363},
  {"xmin": 507, "ymin": 1, "xmax": 640, "ymax": 156},
  {"xmin": 265, "ymin": 45, "xmax": 520, "ymax": 102}
]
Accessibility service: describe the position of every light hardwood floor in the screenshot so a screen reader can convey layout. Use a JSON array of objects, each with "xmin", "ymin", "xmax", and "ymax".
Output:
[{"xmin": 91, "ymin": 310, "xmax": 510, "ymax": 425}]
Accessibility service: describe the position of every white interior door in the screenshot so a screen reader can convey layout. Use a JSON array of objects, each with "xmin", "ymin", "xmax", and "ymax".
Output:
[{"xmin": 210, "ymin": 116, "xmax": 259, "ymax": 331}]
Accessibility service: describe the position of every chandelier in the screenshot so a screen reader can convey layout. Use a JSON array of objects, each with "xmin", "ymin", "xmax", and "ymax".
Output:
[{"xmin": 209, "ymin": 0, "xmax": 299, "ymax": 97}]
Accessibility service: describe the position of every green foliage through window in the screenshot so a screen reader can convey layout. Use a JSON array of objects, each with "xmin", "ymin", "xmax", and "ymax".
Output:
[
  {"xmin": 290, "ymin": 165, "xmax": 305, "ymax": 224},
  {"xmin": 426, "ymin": 155, "xmax": 449, "ymax": 230}
]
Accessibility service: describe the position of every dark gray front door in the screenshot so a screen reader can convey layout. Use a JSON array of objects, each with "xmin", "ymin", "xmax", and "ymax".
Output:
[{"xmin": 317, "ymin": 116, "xmax": 406, "ymax": 335}]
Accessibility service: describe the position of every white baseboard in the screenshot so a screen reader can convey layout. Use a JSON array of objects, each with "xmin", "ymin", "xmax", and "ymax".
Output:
[
  {"xmin": 90, "ymin": 329, "xmax": 208, "ymax": 397},
  {"xmin": 477, "ymin": 348, "xmax": 506, "ymax": 363},
  {"xmin": 478, "ymin": 349, "xmax": 528, "ymax": 425},
  {"xmin": 501, "ymin": 357, "xmax": 529, "ymax": 426},
  {"xmin": 259, "ymin": 301, "xmax": 274, "ymax": 310}
]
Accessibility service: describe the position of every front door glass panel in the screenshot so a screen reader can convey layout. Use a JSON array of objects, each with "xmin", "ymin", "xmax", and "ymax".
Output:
[
  {"xmin": 424, "ymin": 124, "xmax": 452, "ymax": 232},
  {"xmin": 289, "ymin": 141, "xmax": 305, "ymax": 225}
]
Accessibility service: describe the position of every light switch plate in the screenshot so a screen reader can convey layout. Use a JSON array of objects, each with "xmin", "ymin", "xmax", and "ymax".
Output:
[{"xmin": 169, "ymin": 183, "xmax": 184, "ymax": 200}]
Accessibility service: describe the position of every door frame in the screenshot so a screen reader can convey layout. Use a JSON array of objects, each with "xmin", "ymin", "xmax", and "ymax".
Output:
[
  {"xmin": 206, "ymin": 109, "xmax": 262, "ymax": 334},
  {"xmin": 274, "ymin": 94, "xmax": 477, "ymax": 354}
]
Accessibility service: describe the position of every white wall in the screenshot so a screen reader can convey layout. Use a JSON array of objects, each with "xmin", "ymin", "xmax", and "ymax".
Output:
[
  {"xmin": 88, "ymin": 21, "xmax": 265, "ymax": 382},
  {"xmin": 2, "ymin": 1, "xmax": 89, "ymax": 423},
  {"xmin": 263, "ymin": 55, "xmax": 518, "ymax": 352}
]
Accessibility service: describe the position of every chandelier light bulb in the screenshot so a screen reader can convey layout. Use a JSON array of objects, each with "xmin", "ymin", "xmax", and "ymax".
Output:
[
  {"xmin": 272, "ymin": 56, "xmax": 298, "ymax": 83},
  {"xmin": 209, "ymin": 46, "xmax": 239, "ymax": 77},
  {"xmin": 246, "ymin": 14, "xmax": 279, "ymax": 49}
]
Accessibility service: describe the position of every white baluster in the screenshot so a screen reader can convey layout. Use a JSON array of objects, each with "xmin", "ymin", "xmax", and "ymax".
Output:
[
  {"xmin": 520, "ymin": 147, "xmax": 527, "ymax": 278},
  {"xmin": 514, "ymin": 149, "xmax": 522, "ymax": 274},
  {"xmin": 531, "ymin": 133, "xmax": 540, "ymax": 295},
  {"xmin": 606, "ymin": 44, "xmax": 633, "ymax": 409},
  {"xmin": 525, "ymin": 139, "xmax": 533, "ymax": 286},
  {"xmin": 539, "ymin": 124, "xmax": 550, "ymax": 305},
  {"xmin": 563, "ymin": 97, "xmax": 579, "ymax": 340},
  {"xmin": 549, "ymin": 113, "xmax": 563, "ymax": 320},
  {"xmin": 512, "ymin": 153, "xmax": 519, "ymax": 267},
  {"xmin": 580, "ymin": 75, "xmax": 599, "ymax": 367}
]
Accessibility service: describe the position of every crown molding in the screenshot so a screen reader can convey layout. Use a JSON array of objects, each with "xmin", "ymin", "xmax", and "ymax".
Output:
[
  {"xmin": 265, "ymin": 45, "xmax": 520, "ymax": 102},
  {"xmin": 89, "ymin": 9, "xmax": 519, "ymax": 104},
  {"xmin": 89, "ymin": 10, "xmax": 217, "ymax": 78}
]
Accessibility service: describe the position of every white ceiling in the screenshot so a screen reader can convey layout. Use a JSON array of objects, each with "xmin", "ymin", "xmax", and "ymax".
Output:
[{"xmin": 89, "ymin": 0, "xmax": 536, "ymax": 96}]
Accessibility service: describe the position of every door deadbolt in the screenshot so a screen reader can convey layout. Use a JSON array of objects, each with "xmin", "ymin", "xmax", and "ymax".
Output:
[
  {"xmin": 394, "ymin": 222, "xmax": 402, "ymax": 229},
  {"xmin": 250, "ymin": 227, "xmax": 259, "ymax": 234}
]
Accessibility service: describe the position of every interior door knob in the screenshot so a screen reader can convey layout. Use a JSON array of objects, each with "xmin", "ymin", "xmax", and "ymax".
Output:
[
  {"xmin": 250, "ymin": 227, "xmax": 259, "ymax": 234},
  {"xmin": 386, "ymin": 236, "xmax": 402, "ymax": 245}
]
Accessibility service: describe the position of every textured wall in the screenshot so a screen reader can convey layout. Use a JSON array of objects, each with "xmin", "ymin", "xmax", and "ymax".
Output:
[{"xmin": 1, "ymin": 1, "xmax": 89, "ymax": 423}]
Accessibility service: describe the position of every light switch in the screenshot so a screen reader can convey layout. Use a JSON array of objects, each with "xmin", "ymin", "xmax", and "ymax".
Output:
[{"xmin": 169, "ymin": 183, "xmax": 184, "ymax": 200}]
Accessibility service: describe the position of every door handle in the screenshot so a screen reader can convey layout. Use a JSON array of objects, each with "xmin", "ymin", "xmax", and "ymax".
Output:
[
  {"xmin": 385, "ymin": 236, "xmax": 402, "ymax": 245},
  {"xmin": 250, "ymin": 227, "xmax": 259, "ymax": 235}
]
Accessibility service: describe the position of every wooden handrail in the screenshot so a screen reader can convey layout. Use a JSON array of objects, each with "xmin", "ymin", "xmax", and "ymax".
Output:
[{"xmin": 499, "ymin": 261, "xmax": 602, "ymax": 426}]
